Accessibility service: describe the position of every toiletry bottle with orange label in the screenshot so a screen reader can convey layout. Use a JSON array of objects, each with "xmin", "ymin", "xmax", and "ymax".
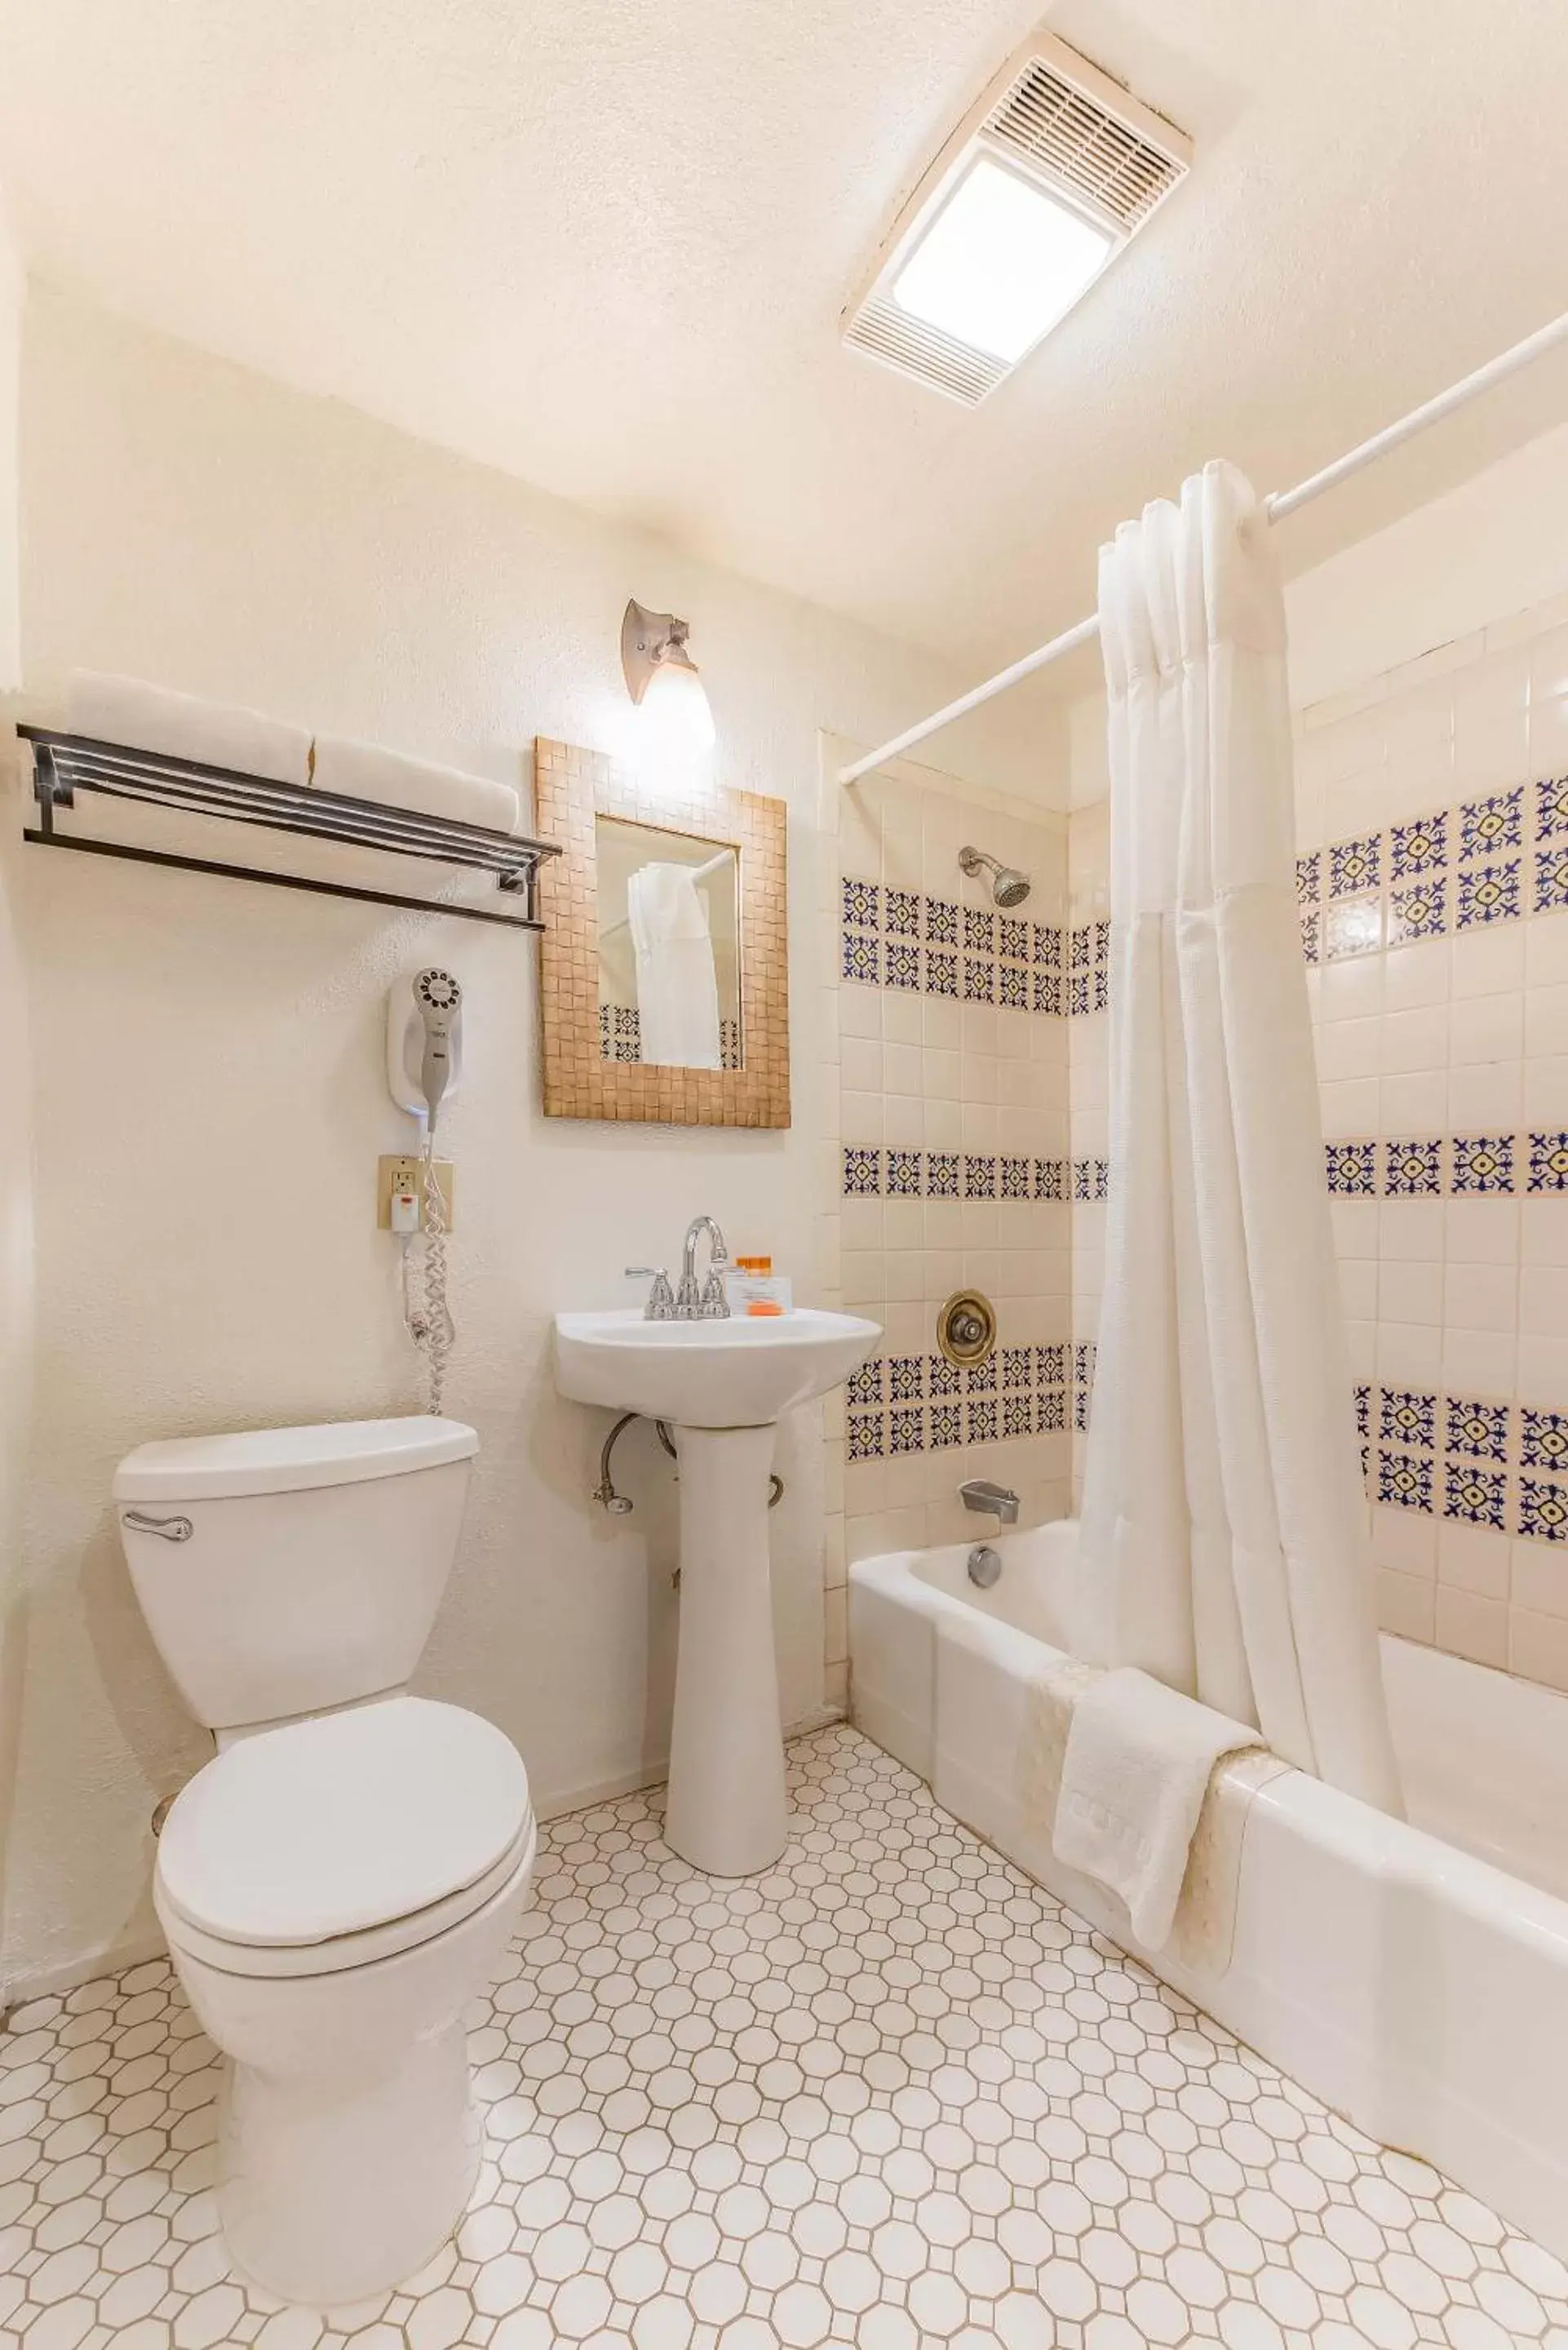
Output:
[{"xmin": 725, "ymin": 1255, "xmax": 793, "ymax": 1315}]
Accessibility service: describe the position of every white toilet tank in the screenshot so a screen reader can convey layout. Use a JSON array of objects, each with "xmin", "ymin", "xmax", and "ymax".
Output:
[{"xmin": 114, "ymin": 1418, "xmax": 479, "ymax": 1732}]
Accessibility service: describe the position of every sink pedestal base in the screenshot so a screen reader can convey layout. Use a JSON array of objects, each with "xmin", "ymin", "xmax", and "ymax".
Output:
[{"xmin": 664, "ymin": 1423, "xmax": 788, "ymax": 1877}]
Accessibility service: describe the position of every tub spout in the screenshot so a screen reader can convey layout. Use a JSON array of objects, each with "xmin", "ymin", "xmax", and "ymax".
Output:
[{"xmin": 960, "ymin": 1478, "xmax": 1019, "ymax": 1527}]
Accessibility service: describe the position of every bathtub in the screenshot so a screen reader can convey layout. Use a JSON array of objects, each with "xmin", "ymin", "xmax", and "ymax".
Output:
[{"xmin": 850, "ymin": 1519, "xmax": 1568, "ymax": 2259}]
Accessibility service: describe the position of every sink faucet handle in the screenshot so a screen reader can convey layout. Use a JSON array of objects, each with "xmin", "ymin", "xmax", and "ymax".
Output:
[
  {"xmin": 698, "ymin": 1266, "xmax": 731, "ymax": 1319},
  {"xmin": 625, "ymin": 1266, "xmax": 676, "ymax": 1321}
]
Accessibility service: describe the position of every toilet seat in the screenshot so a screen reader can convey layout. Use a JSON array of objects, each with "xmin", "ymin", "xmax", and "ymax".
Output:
[{"xmin": 157, "ymin": 1695, "xmax": 534, "ymax": 1978}]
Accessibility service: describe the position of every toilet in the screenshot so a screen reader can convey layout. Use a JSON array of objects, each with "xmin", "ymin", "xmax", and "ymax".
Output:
[{"xmin": 114, "ymin": 1416, "xmax": 536, "ymax": 2308}]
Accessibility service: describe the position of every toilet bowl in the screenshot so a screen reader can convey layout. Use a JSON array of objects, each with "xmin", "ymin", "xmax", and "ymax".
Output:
[{"xmin": 115, "ymin": 1417, "xmax": 536, "ymax": 2305}]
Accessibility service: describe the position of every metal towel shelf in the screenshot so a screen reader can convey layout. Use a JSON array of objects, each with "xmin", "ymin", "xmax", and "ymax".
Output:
[{"xmin": 16, "ymin": 726, "xmax": 560, "ymax": 931}]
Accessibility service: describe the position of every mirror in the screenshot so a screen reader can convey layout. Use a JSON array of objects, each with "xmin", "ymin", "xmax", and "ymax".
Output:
[
  {"xmin": 534, "ymin": 738, "xmax": 788, "ymax": 1128},
  {"xmin": 595, "ymin": 817, "xmax": 741, "ymax": 1071}
]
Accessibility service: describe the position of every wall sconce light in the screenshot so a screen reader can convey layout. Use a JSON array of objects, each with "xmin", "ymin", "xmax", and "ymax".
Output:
[{"xmin": 621, "ymin": 599, "xmax": 716, "ymax": 758}]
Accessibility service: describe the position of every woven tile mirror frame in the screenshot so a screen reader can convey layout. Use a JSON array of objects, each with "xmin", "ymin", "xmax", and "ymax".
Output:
[{"xmin": 534, "ymin": 738, "xmax": 790, "ymax": 1126}]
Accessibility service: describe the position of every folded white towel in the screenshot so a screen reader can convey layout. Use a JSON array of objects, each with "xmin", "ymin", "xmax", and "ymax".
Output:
[
  {"xmin": 309, "ymin": 734, "xmax": 520, "ymax": 836},
  {"xmin": 627, "ymin": 862, "xmax": 722, "ymax": 1070},
  {"xmin": 67, "ymin": 672, "xmax": 312, "ymax": 789},
  {"xmin": 1052, "ymin": 1666, "xmax": 1263, "ymax": 1949}
]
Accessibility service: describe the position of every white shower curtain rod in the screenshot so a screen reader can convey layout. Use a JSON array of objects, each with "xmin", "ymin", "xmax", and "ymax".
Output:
[{"xmin": 839, "ymin": 307, "xmax": 1568, "ymax": 786}]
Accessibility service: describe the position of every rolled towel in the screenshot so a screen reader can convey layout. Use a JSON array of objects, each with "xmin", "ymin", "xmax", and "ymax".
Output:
[
  {"xmin": 309, "ymin": 734, "xmax": 520, "ymax": 836},
  {"xmin": 1052, "ymin": 1666, "xmax": 1264, "ymax": 1950},
  {"xmin": 67, "ymin": 672, "xmax": 312, "ymax": 789}
]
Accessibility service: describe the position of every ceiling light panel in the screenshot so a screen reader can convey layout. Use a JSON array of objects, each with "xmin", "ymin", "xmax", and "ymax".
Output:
[{"xmin": 844, "ymin": 33, "xmax": 1190, "ymax": 406}]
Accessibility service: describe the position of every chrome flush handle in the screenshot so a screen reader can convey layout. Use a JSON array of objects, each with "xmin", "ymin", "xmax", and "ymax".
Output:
[{"xmin": 122, "ymin": 1509, "xmax": 194, "ymax": 1542}]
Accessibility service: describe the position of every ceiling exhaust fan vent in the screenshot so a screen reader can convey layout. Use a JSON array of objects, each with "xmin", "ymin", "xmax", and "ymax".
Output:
[
  {"xmin": 986, "ymin": 58, "xmax": 1185, "ymax": 233},
  {"xmin": 843, "ymin": 33, "xmax": 1190, "ymax": 406}
]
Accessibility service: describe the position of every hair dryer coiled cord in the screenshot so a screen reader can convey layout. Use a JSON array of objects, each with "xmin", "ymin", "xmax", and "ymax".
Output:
[{"xmin": 402, "ymin": 1124, "xmax": 456, "ymax": 1416}]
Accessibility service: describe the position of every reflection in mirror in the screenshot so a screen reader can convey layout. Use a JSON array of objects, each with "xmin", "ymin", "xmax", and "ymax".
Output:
[{"xmin": 596, "ymin": 816, "xmax": 742, "ymax": 1071}]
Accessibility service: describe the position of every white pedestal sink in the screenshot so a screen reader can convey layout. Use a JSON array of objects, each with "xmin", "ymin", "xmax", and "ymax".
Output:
[{"xmin": 554, "ymin": 1308, "xmax": 880, "ymax": 1876}]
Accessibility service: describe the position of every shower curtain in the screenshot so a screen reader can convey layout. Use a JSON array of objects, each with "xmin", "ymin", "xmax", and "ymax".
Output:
[{"xmin": 1079, "ymin": 461, "xmax": 1402, "ymax": 1813}]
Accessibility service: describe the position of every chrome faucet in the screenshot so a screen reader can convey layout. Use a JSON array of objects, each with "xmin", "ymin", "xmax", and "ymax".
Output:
[
  {"xmin": 675, "ymin": 1215, "xmax": 731, "ymax": 1319},
  {"xmin": 626, "ymin": 1217, "xmax": 731, "ymax": 1320}
]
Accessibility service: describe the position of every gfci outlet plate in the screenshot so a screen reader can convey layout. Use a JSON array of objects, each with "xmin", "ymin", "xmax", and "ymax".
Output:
[{"xmin": 376, "ymin": 1155, "xmax": 456, "ymax": 1230}]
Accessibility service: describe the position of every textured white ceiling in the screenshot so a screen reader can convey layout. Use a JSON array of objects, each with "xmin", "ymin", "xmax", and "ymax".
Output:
[{"xmin": 2, "ymin": 0, "xmax": 1567, "ymax": 685}]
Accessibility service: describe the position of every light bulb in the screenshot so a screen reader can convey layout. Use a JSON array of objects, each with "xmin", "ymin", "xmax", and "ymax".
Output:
[{"xmin": 640, "ymin": 658, "xmax": 716, "ymax": 778}]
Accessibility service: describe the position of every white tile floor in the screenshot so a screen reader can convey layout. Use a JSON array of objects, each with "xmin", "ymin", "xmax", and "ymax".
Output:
[{"xmin": 2, "ymin": 1724, "xmax": 1565, "ymax": 2350}]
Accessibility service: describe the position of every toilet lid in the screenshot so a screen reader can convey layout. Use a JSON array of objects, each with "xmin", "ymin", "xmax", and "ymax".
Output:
[{"xmin": 157, "ymin": 1697, "xmax": 533, "ymax": 1948}]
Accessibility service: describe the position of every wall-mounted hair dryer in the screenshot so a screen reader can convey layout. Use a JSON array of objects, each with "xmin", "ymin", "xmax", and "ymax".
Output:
[
  {"xmin": 388, "ymin": 967, "xmax": 463, "ymax": 1131},
  {"xmin": 388, "ymin": 968, "xmax": 464, "ymax": 1416}
]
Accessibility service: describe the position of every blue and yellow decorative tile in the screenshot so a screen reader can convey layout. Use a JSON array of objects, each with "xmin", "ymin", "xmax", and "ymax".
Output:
[
  {"xmin": 1300, "ymin": 910, "xmax": 1322, "ymax": 964},
  {"xmin": 1460, "ymin": 787, "xmax": 1523, "ymax": 859},
  {"xmin": 1535, "ymin": 845, "xmax": 1568, "ymax": 914},
  {"xmin": 1033, "ymin": 1157, "xmax": 1065, "ymax": 1200},
  {"xmin": 999, "ymin": 1155, "xmax": 1031, "ymax": 1201},
  {"xmin": 1033, "ymin": 969, "xmax": 1063, "ymax": 1016},
  {"xmin": 963, "ymin": 957, "xmax": 995, "ymax": 1004},
  {"xmin": 1037, "ymin": 1343, "xmax": 1067, "ymax": 1388},
  {"xmin": 884, "ymin": 885, "xmax": 922, "ymax": 938},
  {"xmin": 928, "ymin": 1353, "xmax": 962, "ymax": 1400},
  {"xmin": 842, "ymin": 876, "xmax": 879, "ymax": 930},
  {"xmin": 846, "ymin": 1359, "xmax": 884, "ymax": 1410},
  {"xmin": 842, "ymin": 1146, "xmax": 882, "ymax": 1197},
  {"xmin": 1456, "ymin": 859, "xmax": 1521, "ymax": 927},
  {"xmin": 1519, "ymin": 1477, "xmax": 1568, "ymax": 1545},
  {"xmin": 1390, "ymin": 811, "xmax": 1448, "ymax": 880},
  {"xmin": 1002, "ymin": 1393, "xmax": 1034, "ymax": 1439},
  {"xmin": 925, "ymin": 948, "xmax": 959, "ymax": 998},
  {"xmin": 1380, "ymin": 1390, "xmax": 1437, "ymax": 1450},
  {"xmin": 1535, "ymin": 772, "xmax": 1568, "ymax": 841},
  {"xmin": 999, "ymin": 916, "xmax": 1032, "ymax": 963},
  {"xmin": 1388, "ymin": 880, "xmax": 1447, "ymax": 944},
  {"xmin": 1443, "ymin": 1462, "xmax": 1507, "ymax": 1529},
  {"xmin": 884, "ymin": 938, "xmax": 922, "ymax": 991},
  {"xmin": 924, "ymin": 895, "xmax": 959, "ymax": 946},
  {"xmin": 1521, "ymin": 1409, "xmax": 1568, "ymax": 1474},
  {"xmin": 965, "ymin": 1397, "xmax": 999, "ymax": 1445},
  {"xmin": 1069, "ymin": 973, "xmax": 1092, "ymax": 1018},
  {"xmin": 888, "ymin": 1355, "xmax": 926, "ymax": 1403},
  {"xmin": 1446, "ymin": 1396, "xmax": 1509, "ymax": 1461},
  {"xmin": 1377, "ymin": 1450, "xmax": 1433, "ymax": 1511},
  {"xmin": 1001, "ymin": 1346, "xmax": 1034, "ymax": 1391},
  {"xmin": 848, "ymin": 1412, "xmax": 885, "ymax": 1462},
  {"xmin": 1295, "ymin": 851, "xmax": 1321, "ymax": 906},
  {"xmin": 1329, "ymin": 834, "xmax": 1381, "ymax": 897},
  {"xmin": 1038, "ymin": 1386, "xmax": 1066, "ymax": 1432},
  {"xmin": 842, "ymin": 931, "xmax": 881, "ymax": 986},
  {"xmin": 1452, "ymin": 1133, "xmax": 1514, "ymax": 1195},
  {"xmin": 998, "ymin": 964, "xmax": 1030, "ymax": 1009},
  {"xmin": 963, "ymin": 906, "xmax": 996, "ymax": 956},
  {"xmin": 888, "ymin": 1408, "xmax": 925, "ymax": 1456},
  {"xmin": 928, "ymin": 1402, "xmax": 963, "ymax": 1450},
  {"xmin": 1032, "ymin": 923, "xmax": 1063, "ymax": 968},
  {"xmin": 926, "ymin": 1151, "xmax": 960, "ymax": 1199},
  {"xmin": 965, "ymin": 1354, "xmax": 997, "ymax": 1394},
  {"xmin": 1528, "ymin": 1132, "xmax": 1568, "ymax": 1193},
  {"xmin": 1384, "ymin": 1137, "xmax": 1442, "ymax": 1195},
  {"xmin": 886, "ymin": 1148, "xmax": 924, "ymax": 1197},
  {"xmin": 963, "ymin": 1154, "xmax": 998, "ymax": 1199},
  {"xmin": 1325, "ymin": 1140, "xmax": 1376, "ymax": 1195},
  {"xmin": 1324, "ymin": 898, "xmax": 1383, "ymax": 960}
]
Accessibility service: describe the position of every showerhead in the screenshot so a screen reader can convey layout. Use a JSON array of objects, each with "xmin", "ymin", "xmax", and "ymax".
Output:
[{"xmin": 959, "ymin": 845, "xmax": 1031, "ymax": 908}]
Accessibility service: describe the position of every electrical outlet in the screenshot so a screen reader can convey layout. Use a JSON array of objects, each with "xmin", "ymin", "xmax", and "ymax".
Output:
[{"xmin": 377, "ymin": 1155, "xmax": 456, "ymax": 1231}]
